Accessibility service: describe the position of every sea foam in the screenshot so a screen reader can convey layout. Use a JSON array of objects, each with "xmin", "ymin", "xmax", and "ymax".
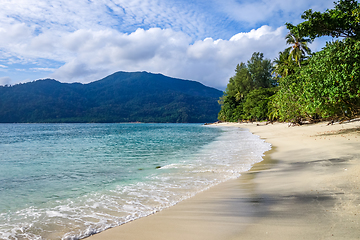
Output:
[{"xmin": 0, "ymin": 124, "xmax": 270, "ymax": 240}]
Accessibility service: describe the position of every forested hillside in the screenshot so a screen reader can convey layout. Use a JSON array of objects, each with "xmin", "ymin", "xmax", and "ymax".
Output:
[{"xmin": 0, "ymin": 71, "xmax": 222, "ymax": 123}]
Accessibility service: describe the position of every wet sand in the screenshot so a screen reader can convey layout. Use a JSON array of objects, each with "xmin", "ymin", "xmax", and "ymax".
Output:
[{"xmin": 87, "ymin": 121, "xmax": 360, "ymax": 240}]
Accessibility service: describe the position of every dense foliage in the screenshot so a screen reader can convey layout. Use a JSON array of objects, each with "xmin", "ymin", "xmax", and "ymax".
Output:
[
  {"xmin": 218, "ymin": 52, "xmax": 276, "ymax": 122},
  {"xmin": 219, "ymin": 0, "xmax": 360, "ymax": 123},
  {"xmin": 270, "ymin": 0, "xmax": 360, "ymax": 123},
  {"xmin": 0, "ymin": 71, "xmax": 222, "ymax": 123},
  {"xmin": 286, "ymin": 0, "xmax": 360, "ymax": 40},
  {"xmin": 301, "ymin": 38, "xmax": 360, "ymax": 119}
]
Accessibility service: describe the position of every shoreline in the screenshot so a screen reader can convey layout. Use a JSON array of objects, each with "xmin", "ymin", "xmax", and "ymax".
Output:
[{"xmin": 86, "ymin": 121, "xmax": 360, "ymax": 240}]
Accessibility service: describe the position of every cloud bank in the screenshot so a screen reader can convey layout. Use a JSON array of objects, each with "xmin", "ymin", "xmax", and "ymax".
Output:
[
  {"xmin": 55, "ymin": 25, "xmax": 287, "ymax": 89},
  {"xmin": 0, "ymin": 0, "xmax": 333, "ymax": 89},
  {"xmin": 0, "ymin": 23, "xmax": 287, "ymax": 89}
]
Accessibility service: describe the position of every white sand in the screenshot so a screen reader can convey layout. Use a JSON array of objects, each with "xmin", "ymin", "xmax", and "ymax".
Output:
[{"xmin": 87, "ymin": 121, "xmax": 360, "ymax": 240}]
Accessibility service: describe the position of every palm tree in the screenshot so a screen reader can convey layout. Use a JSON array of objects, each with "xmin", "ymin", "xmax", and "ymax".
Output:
[
  {"xmin": 273, "ymin": 49, "xmax": 297, "ymax": 78},
  {"xmin": 285, "ymin": 32, "xmax": 311, "ymax": 68},
  {"xmin": 273, "ymin": 49, "xmax": 290, "ymax": 78}
]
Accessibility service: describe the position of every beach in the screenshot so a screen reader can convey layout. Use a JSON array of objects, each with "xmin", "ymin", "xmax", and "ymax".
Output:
[{"xmin": 86, "ymin": 121, "xmax": 360, "ymax": 240}]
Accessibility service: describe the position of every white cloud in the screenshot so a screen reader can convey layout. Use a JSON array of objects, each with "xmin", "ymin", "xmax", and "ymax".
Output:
[
  {"xmin": 0, "ymin": 23, "xmax": 33, "ymax": 45},
  {"xmin": 0, "ymin": 76, "xmax": 11, "ymax": 86},
  {"xmin": 0, "ymin": 0, "xmax": 331, "ymax": 89},
  {"xmin": 230, "ymin": 25, "xmax": 284, "ymax": 41},
  {"xmin": 30, "ymin": 67, "xmax": 56, "ymax": 72},
  {"xmin": 47, "ymin": 26, "xmax": 286, "ymax": 89},
  {"xmin": 0, "ymin": 17, "xmax": 288, "ymax": 90},
  {"xmin": 0, "ymin": 0, "xmax": 209, "ymax": 40},
  {"xmin": 0, "ymin": 0, "xmax": 113, "ymax": 31},
  {"xmin": 50, "ymin": 28, "xmax": 192, "ymax": 82}
]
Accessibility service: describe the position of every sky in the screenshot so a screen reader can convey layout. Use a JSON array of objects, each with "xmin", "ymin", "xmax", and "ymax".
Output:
[{"xmin": 0, "ymin": 0, "xmax": 335, "ymax": 90}]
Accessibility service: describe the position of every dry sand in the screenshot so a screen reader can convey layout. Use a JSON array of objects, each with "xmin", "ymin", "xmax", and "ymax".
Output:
[{"xmin": 86, "ymin": 121, "xmax": 360, "ymax": 240}]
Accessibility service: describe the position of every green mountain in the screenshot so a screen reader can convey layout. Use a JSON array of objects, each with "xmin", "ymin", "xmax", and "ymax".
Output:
[{"xmin": 0, "ymin": 71, "xmax": 222, "ymax": 123}]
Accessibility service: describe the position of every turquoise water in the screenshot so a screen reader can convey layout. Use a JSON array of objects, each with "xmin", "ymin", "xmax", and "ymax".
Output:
[{"xmin": 0, "ymin": 123, "xmax": 270, "ymax": 240}]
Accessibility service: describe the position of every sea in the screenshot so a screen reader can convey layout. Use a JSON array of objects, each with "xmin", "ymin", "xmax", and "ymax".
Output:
[{"xmin": 0, "ymin": 123, "xmax": 271, "ymax": 240}]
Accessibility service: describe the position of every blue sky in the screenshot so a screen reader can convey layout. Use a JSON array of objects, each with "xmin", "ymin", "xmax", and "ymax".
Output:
[{"xmin": 0, "ymin": 0, "xmax": 334, "ymax": 89}]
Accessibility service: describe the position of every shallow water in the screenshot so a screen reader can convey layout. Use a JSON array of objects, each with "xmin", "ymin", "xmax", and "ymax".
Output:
[{"xmin": 0, "ymin": 123, "xmax": 270, "ymax": 240}]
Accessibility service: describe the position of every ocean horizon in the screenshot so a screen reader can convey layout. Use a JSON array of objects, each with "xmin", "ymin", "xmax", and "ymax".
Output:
[{"xmin": 0, "ymin": 123, "xmax": 270, "ymax": 239}]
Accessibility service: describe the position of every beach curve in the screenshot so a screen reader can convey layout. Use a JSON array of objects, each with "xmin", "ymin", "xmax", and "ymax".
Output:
[{"xmin": 86, "ymin": 121, "xmax": 360, "ymax": 240}]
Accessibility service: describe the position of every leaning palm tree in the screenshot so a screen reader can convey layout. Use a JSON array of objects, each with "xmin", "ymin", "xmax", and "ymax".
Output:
[{"xmin": 285, "ymin": 32, "xmax": 311, "ymax": 68}]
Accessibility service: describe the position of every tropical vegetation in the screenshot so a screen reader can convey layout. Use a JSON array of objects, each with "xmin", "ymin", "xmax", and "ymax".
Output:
[
  {"xmin": 0, "ymin": 72, "xmax": 222, "ymax": 123},
  {"xmin": 219, "ymin": 0, "xmax": 360, "ymax": 123},
  {"xmin": 218, "ymin": 52, "xmax": 276, "ymax": 122}
]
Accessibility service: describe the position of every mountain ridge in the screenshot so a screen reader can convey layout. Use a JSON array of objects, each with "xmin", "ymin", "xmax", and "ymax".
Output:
[{"xmin": 0, "ymin": 71, "xmax": 222, "ymax": 123}]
